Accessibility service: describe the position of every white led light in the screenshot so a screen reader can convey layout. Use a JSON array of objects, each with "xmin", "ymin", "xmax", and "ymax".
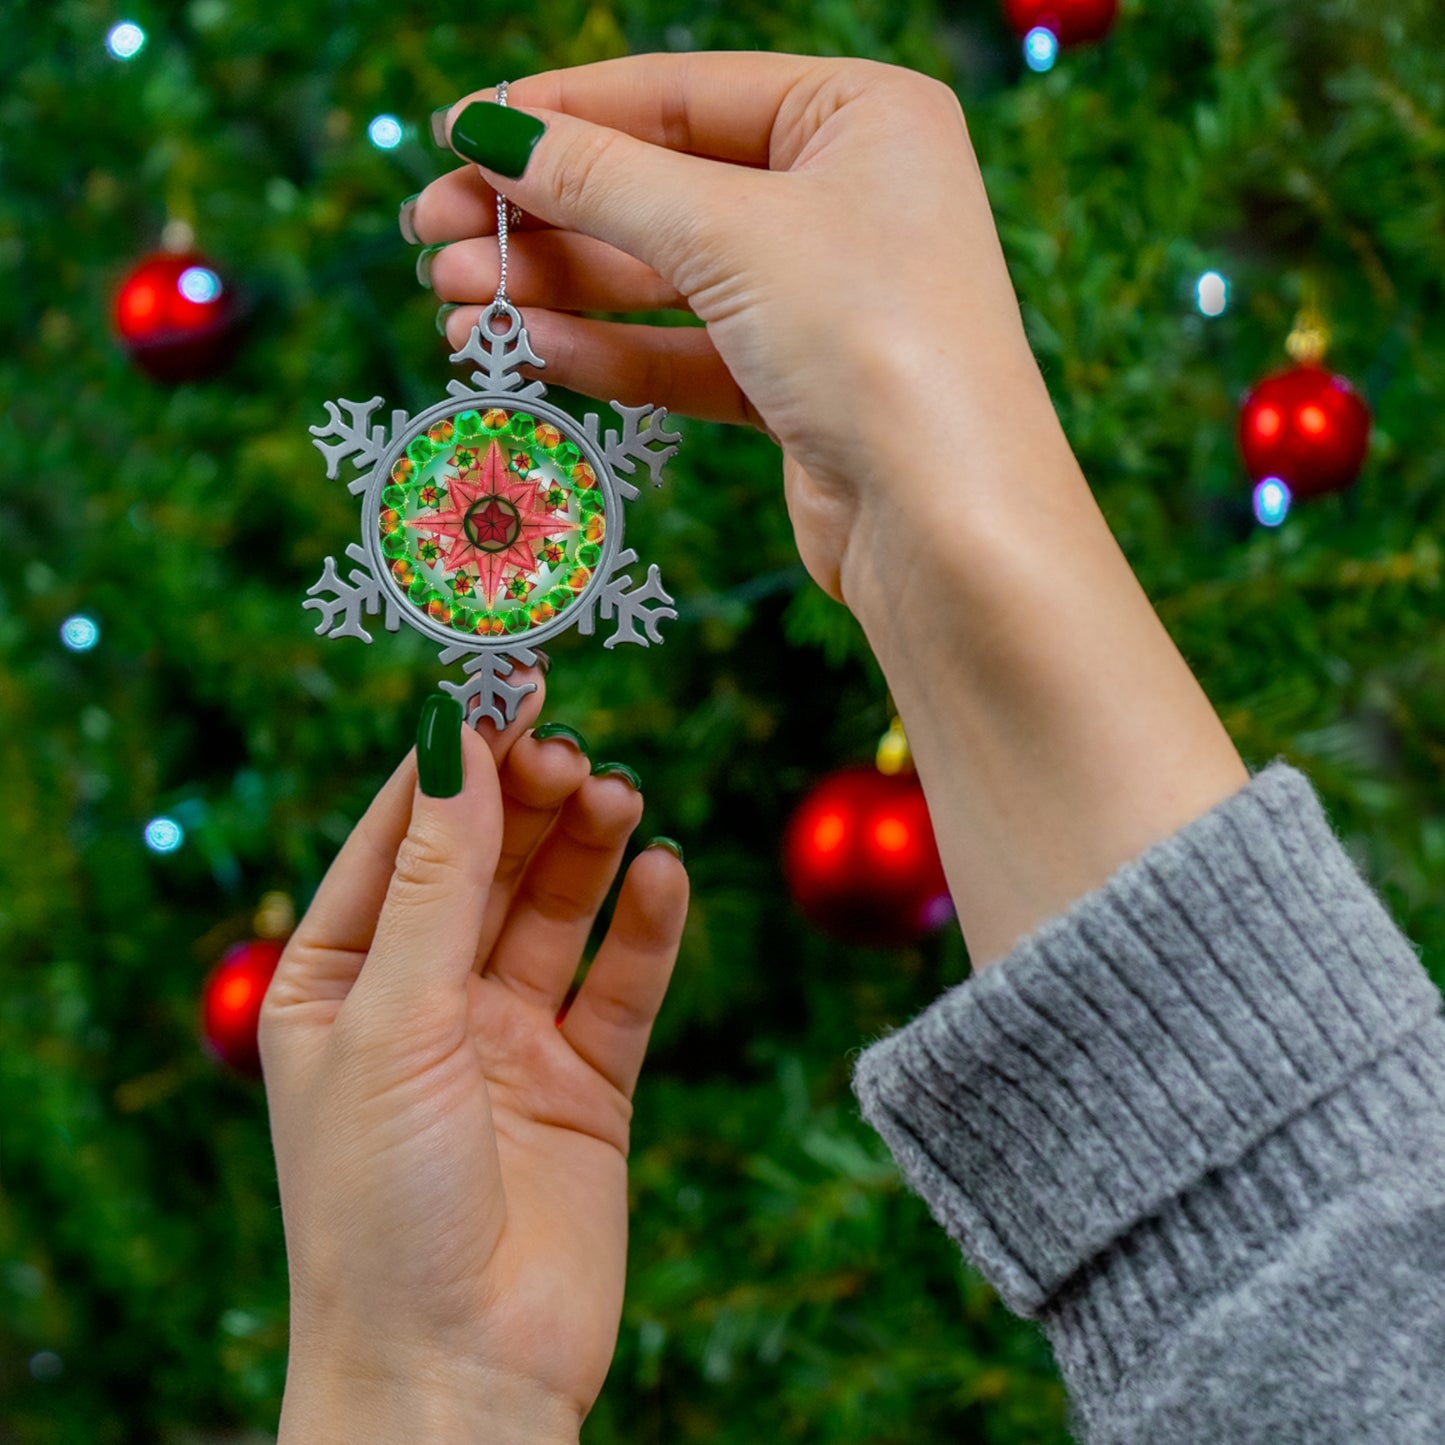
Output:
[
  {"xmin": 144, "ymin": 817, "xmax": 185, "ymax": 853},
  {"xmin": 1253, "ymin": 477, "xmax": 1291, "ymax": 528},
  {"xmin": 1196, "ymin": 270, "xmax": 1229, "ymax": 317},
  {"xmin": 1024, "ymin": 26, "xmax": 1059, "ymax": 73},
  {"xmin": 178, "ymin": 266, "xmax": 222, "ymax": 303},
  {"xmin": 368, "ymin": 114, "xmax": 404, "ymax": 150},
  {"xmin": 106, "ymin": 21, "xmax": 146, "ymax": 59},
  {"xmin": 60, "ymin": 615, "xmax": 100, "ymax": 652}
]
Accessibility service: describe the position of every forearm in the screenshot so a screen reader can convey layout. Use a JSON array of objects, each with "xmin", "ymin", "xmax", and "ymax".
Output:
[{"xmin": 842, "ymin": 358, "xmax": 1249, "ymax": 970}]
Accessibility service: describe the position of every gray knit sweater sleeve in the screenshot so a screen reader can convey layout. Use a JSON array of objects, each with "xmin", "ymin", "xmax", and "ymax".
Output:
[{"xmin": 851, "ymin": 759, "xmax": 1445, "ymax": 1442}]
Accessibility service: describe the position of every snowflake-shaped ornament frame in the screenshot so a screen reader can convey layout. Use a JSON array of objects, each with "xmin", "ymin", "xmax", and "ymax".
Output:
[{"xmin": 305, "ymin": 304, "xmax": 681, "ymax": 727}]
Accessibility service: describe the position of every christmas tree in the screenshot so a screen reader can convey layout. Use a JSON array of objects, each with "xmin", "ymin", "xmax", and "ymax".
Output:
[{"xmin": 3, "ymin": 0, "xmax": 1443, "ymax": 1440}]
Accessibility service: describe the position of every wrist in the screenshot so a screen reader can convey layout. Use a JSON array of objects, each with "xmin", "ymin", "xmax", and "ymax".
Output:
[
  {"xmin": 279, "ymin": 1341, "xmax": 582, "ymax": 1445},
  {"xmin": 838, "ymin": 345, "xmax": 1083, "ymax": 636},
  {"xmin": 838, "ymin": 372, "xmax": 1247, "ymax": 972}
]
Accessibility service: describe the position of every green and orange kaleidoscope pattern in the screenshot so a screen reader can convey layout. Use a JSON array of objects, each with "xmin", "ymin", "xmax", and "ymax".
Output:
[{"xmin": 377, "ymin": 407, "xmax": 608, "ymax": 638}]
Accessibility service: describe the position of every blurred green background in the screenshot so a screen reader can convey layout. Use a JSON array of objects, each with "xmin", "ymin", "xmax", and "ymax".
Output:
[{"xmin": 3, "ymin": 0, "xmax": 1444, "ymax": 1440}]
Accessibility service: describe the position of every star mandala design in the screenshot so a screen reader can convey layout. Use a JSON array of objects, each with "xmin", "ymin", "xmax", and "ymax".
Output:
[{"xmin": 408, "ymin": 438, "xmax": 578, "ymax": 610}]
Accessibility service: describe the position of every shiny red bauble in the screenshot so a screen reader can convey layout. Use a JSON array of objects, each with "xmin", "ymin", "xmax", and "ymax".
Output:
[
  {"xmin": 783, "ymin": 766, "xmax": 953, "ymax": 947},
  {"xmin": 200, "ymin": 939, "xmax": 284, "ymax": 1076},
  {"xmin": 1003, "ymin": 0, "xmax": 1119, "ymax": 45},
  {"xmin": 113, "ymin": 250, "xmax": 239, "ymax": 382},
  {"xmin": 1238, "ymin": 362, "xmax": 1372, "ymax": 500}
]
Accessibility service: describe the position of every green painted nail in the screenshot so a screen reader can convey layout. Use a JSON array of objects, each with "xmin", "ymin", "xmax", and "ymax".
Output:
[
  {"xmin": 591, "ymin": 760, "xmax": 641, "ymax": 791},
  {"xmin": 449, "ymin": 100, "xmax": 546, "ymax": 179},
  {"xmin": 417, "ymin": 694, "xmax": 464, "ymax": 797},
  {"xmin": 416, "ymin": 242, "xmax": 448, "ymax": 290},
  {"xmin": 645, "ymin": 836, "xmax": 684, "ymax": 865},
  {"xmin": 429, "ymin": 105, "xmax": 452, "ymax": 148},
  {"xmin": 398, "ymin": 193, "xmax": 422, "ymax": 245},
  {"xmin": 435, "ymin": 302, "xmax": 460, "ymax": 338},
  {"xmin": 533, "ymin": 722, "xmax": 589, "ymax": 755}
]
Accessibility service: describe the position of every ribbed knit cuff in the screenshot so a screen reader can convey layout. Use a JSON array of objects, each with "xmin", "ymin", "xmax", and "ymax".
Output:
[{"xmin": 850, "ymin": 759, "xmax": 1443, "ymax": 1319}]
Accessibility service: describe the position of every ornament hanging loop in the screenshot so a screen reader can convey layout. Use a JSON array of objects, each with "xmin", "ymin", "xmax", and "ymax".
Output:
[{"xmin": 482, "ymin": 299, "xmax": 523, "ymax": 342}]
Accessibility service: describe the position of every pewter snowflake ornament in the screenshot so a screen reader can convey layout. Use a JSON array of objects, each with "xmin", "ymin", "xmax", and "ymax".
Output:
[{"xmin": 305, "ymin": 303, "xmax": 680, "ymax": 727}]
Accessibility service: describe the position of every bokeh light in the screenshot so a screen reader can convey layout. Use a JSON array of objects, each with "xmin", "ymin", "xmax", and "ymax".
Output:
[
  {"xmin": 1196, "ymin": 270, "xmax": 1229, "ymax": 317},
  {"xmin": 60, "ymin": 615, "xmax": 100, "ymax": 652},
  {"xmin": 105, "ymin": 21, "xmax": 146, "ymax": 59},
  {"xmin": 1253, "ymin": 477, "xmax": 1292, "ymax": 528},
  {"xmin": 1024, "ymin": 26, "xmax": 1059, "ymax": 72},
  {"xmin": 178, "ymin": 266, "xmax": 223, "ymax": 304},
  {"xmin": 368, "ymin": 114, "xmax": 404, "ymax": 149},
  {"xmin": 144, "ymin": 817, "xmax": 185, "ymax": 853}
]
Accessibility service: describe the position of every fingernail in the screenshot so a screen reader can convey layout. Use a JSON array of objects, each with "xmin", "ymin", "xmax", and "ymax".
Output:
[
  {"xmin": 533, "ymin": 722, "xmax": 589, "ymax": 756},
  {"xmin": 435, "ymin": 302, "xmax": 460, "ymax": 338},
  {"xmin": 449, "ymin": 100, "xmax": 547, "ymax": 179},
  {"xmin": 398, "ymin": 193, "xmax": 422, "ymax": 245},
  {"xmin": 531, "ymin": 648, "xmax": 552, "ymax": 676},
  {"xmin": 591, "ymin": 760, "xmax": 641, "ymax": 791},
  {"xmin": 417, "ymin": 694, "xmax": 464, "ymax": 797},
  {"xmin": 416, "ymin": 242, "xmax": 448, "ymax": 290},
  {"xmin": 429, "ymin": 105, "xmax": 453, "ymax": 148},
  {"xmin": 645, "ymin": 836, "xmax": 684, "ymax": 865}
]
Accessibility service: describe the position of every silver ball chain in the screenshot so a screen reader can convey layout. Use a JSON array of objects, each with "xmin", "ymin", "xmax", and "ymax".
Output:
[{"xmin": 491, "ymin": 82, "xmax": 524, "ymax": 318}]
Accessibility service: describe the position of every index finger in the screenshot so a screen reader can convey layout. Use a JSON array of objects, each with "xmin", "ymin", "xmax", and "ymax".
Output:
[{"xmin": 476, "ymin": 51, "xmax": 847, "ymax": 168}]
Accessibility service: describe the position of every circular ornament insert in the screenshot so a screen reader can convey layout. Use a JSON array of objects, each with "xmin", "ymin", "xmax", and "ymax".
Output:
[{"xmin": 378, "ymin": 406, "xmax": 608, "ymax": 639}]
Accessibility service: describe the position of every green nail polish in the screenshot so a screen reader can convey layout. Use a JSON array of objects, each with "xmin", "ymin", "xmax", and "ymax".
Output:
[
  {"xmin": 429, "ymin": 105, "xmax": 452, "ymax": 148},
  {"xmin": 398, "ymin": 193, "xmax": 422, "ymax": 245},
  {"xmin": 435, "ymin": 302, "xmax": 460, "ymax": 337},
  {"xmin": 645, "ymin": 836, "xmax": 684, "ymax": 865},
  {"xmin": 416, "ymin": 242, "xmax": 448, "ymax": 290},
  {"xmin": 591, "ymin": 760, "xmax": 641, "ymax": 791},
  {"xmin": 450, "ymin": 100, "xmax": 546, "ymax": 179},
  {"xmin": 533, "ymin": 722, "xmax": 589, "ymax": 756},
  {"xmin": 417, "ymin": 694, "xmax": 464, "ymax": 797}
]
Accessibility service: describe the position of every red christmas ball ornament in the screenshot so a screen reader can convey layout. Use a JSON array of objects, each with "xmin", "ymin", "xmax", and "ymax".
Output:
[
  {"xmin": 1003, "ymin": 0, "xmax": 1119, "ymax": 46},
  {"xmin": 200, "ymin": 939, "xmax": 284, "ymax": 1076},
  {"xmin": 784, "ymin": 765, "xmax": 953, "ymax": 947},
  {"xmin": 113, "ymin": 250, "xmax": 240, "ymax": 382},
  {"xmin": 1238, "ymin": 362, "xmax": 1371, "ymax": 501}
]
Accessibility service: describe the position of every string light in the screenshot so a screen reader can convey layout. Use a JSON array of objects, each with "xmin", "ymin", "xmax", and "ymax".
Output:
[
  {"xmin": 144, "ymin": 817, "xmax": 185, "ymax": 853},
  {"xmin": 1024, "ymin": 27, "xmax": 1060, "ymax": 72},
  {"xmin": 178, "ymin": 266, "xmax": 223, "ymax": 303},
  {"xmin": 28, "ymin": 1352, "xmax": 63, "ymax": 1383},
  {"xmin": 105, "ymin": 21, "xmax": 146, "ymax": 59},
  {"xmin": 60, "ymin": 615, "xmax": 100, "ymax": 651},
  {"xmin": 367, "ymin": 114, "xmax": 404, "ymax": 150},
  {"xmin": 1196, "ymin": 270, "xmax": 1229, "ymax": 317},
  {"xmin": 1253, "ymin": 477, "xmax": 1292, "ymax": 528}
]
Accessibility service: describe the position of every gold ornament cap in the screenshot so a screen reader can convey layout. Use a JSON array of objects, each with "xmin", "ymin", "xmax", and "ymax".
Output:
[{"xmin": 875, "ymin": 715, "xmax": 913, "ymax": 776}]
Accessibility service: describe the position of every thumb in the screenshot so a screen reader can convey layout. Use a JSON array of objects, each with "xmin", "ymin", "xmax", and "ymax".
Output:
[
  {"xmin": 347, "ymin": 695, "xmax": 503, "ymax": 1027},
  {"xmin": 440, "ymin": 95, "xmax": 758, "ymax": 289}
]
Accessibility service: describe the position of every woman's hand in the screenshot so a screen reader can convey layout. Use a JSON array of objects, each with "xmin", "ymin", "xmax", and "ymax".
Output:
[
  {"xmin": 409, "ymin": 56, "xmax": 1247, "ymax": 977},
  {"xmin": 260, "ymin": 679, "xmax": 688, "ymax": 1443},
  {"xmin": 411, "ymin": 53, "xmax": 1065, "ymax": 602}
]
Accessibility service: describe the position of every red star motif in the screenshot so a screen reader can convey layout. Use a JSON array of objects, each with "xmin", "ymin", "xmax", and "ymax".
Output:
[{"xmin": 409, "ymin": 439, "xmax": 579, "ymax": 609}]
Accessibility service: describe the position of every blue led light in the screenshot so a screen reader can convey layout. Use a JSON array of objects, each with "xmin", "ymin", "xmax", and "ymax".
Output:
[
  {"xmin": 1024, "ymin": 26, "xmax": 1059, "ymax": 72},
  {"xmin": 1253, "ymin": 477, "xmax": 1292, "ymax": 528},
  {"xmin": 106, "ymin": 21, "xmax": 146, "ymax": 59},
  {"xmin": 178, "ymin": 266, "xmax": 222, "ymax": 303},
  {"xmin": 60, "ymin": 615, "xmax": 100, "ymax": 652},
  {"xmin": 368, "ymin": 114, "xmax": 404, "ymax": 150},
  {"xmin": 144, "ymin": 817, "xmax": 185, "ymax": 853},
  {"xmin": 1196, "ymin": 270, "xmax": 1229, "ymax": 317}
]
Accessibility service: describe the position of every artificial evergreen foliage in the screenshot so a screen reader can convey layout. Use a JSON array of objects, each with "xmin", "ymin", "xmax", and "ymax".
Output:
[{"xmin": 2, "ymin": 0, "xmax": 1443, "ymax": 1440}]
